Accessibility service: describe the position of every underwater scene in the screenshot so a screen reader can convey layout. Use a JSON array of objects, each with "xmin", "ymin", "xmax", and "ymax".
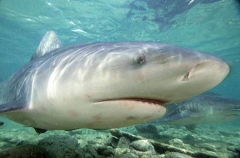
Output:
[{"xmin": 0, "ymin": 0, "xmax": 240, "ymax": 158}]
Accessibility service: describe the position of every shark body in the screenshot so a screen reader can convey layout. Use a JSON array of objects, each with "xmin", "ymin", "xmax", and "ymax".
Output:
[
  {"xmin": 0, "ymin": 31, "xmax": 229, "ymax": 130},
  {"xmin": 156, "ymin": 92, "xmax": 240, "ymax": 126}
]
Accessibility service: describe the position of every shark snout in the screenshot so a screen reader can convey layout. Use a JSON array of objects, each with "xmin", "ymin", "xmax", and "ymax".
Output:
[{"xmin": 182, "ymin": 58, "xmax": 229, "ymax": 82}]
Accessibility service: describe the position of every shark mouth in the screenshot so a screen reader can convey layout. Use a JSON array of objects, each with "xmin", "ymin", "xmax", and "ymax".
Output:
[{"xmin": 99, "ymin": 98, "xmax": 169, "ymax": 106}]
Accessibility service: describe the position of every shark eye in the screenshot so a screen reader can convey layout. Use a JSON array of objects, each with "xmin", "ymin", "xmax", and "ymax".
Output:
[{"xmin": 134, "ymin": 54, "xmax": 146, "ymax": 65}]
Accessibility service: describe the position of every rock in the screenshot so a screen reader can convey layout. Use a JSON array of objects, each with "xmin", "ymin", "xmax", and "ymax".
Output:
[
  {"xmin": 141, "ymin": 155, "xmax": 165, "ymax": 158},
  {"xmin": 16, "ymin": 140, "xmax": 28, "ymax": 146},
  {"xmin": 100, "ymin": 147, "xmax": 115, "ymax": 157},
  {"xmin": 219, "ymin": 130, "xmax": 240, "ymax": 137},
  {"xmin": 84, "ymin": 153, "xmax": 94, "ymax": 158},
  {"xmin": 0, "ymin": 137, "xmax": 11, "ymax": 142},
  {"xmin": 130, "ymin": 140, "xmax": 155, "ymax": 152},
  {"xmin": 233, "ymin": 148, "xmax": 240, "ymax": 158},
  {"xmin": 197, "ymin": 143, "xmax": 217, "ymax": 152},
  {"xmin": 117, "ymin": 152, "xmax": 138, "ymax": 158},
  {"xmin": 130, "ymin": 139, "xmax": 156, "ymax": 155},
  {"xmin": 110, "ymin": 129, "xmax": 143, "ymax": 142},
  {"xmin": 2, "ymin": 142, "xmax": 13, "ymax": 149},
  {"xmin": 184, "ymin": 135, "xmax": 198, "ymax": 142},
  {"xmin": 85, "ymin": 144, "xmax": 100, "ymax": 158},
  {"xmin": 169, "ymin": 139, "xmax": 184, "ymax": 147},
  {"xmin": 117, "ymin": 137, "xmax": 130, "ymax": 148},
  {"xmin": 110, "ymin": 137, "xmax": 119, "ymax": 147},
  {"xmin": 68, "ymin": 129, "xmax": 83, "ymax": 136},
  {"xmin": 11, "ymin": 129, "xmax": 18, "ymax": 132},
  {"xmin": 38, "ymin": 135, "xmax": 80, "ymax": 158},
  {"xmin": 0, "ymin": 144, "xmax": 49, "ymax": 158},
  {"xmin": 165, "ymin": 152, "xmax": 193, "ymax": 158},
  {"xmin": 228, "ymin": 145, "xmax": 238, "ymax": 152},
  {"xmin": 110, "ymin": 129, "xmax": 222, "ymax": 158},
  {"xmin": 197, "ymin": 151, "xmax": 218, "ymax": 158},
  {"xmin": 115, "ymin": 148, "xmax": 131, "ymax": 156},
  {"xmin": 93, "ymin": 143, "xmax": 108, "ymax": 152},
  {"xmin": 93, "ymin": 144, "xmax": 115, "ymax": 157}
]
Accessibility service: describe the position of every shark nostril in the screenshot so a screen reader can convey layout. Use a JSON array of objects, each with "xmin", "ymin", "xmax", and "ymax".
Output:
[
  {"xmin": 181, "ymin": 61, "xmax": 211, "ymax": 81},
  {"xmin": 182, "ymin": 71, "xmax": 191, "ymax": 81}
]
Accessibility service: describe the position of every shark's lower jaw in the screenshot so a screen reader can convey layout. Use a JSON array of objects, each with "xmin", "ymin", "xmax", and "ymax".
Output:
[{"xmin": 97, "ymin": 98, "xmax": 169, "ymax": 106}]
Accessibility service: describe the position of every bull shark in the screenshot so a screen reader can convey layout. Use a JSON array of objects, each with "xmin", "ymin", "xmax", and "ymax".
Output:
[
  {"xmin": 156, "ymin": 92, "xmax": 240, "ymax": 127},
  {"xmin": 0, "ymin": 31, "xmax": 229, "ymax": 131}
]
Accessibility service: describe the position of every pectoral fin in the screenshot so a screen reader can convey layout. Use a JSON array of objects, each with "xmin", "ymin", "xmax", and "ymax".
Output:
[
  {"xmin": 0, "ymin": 100, "xmax": 28, "ymax": 114},
  {"xmin": 34, "ymin": 128, "xmax": 48, "ymax": 134}
]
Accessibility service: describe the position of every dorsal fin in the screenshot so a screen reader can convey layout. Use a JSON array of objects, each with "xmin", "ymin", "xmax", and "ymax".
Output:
[{"xmin": 31, "ymin": 31, "xmax": 62, "ymax": 60}]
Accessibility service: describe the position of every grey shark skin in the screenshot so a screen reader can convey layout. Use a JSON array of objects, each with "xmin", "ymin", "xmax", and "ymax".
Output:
[
  {"xmin": 0, "ymin": 31, "xmax": 229, "ymax": 130},
  {"xmin": 156, "ymin": 92, "xmax": 240, "ymax": 126}
]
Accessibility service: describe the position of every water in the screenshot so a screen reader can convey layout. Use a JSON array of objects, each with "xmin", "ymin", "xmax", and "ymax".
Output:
[{"xmin": 0, "ymin": 0, "xmax": 240, "ymax": 157}]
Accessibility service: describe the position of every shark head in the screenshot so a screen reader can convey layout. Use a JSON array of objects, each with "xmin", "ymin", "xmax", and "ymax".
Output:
[
  {"xmin": 0, "ymin": 32, "xmax": 230, "ymax": 130},
  {"xmin": 203, "ymin": 94, "xmax": 240, "ymax": 123},
  {"xmin": 84, "ymin": 43, "xmax": 229, "ymax": 103}
]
